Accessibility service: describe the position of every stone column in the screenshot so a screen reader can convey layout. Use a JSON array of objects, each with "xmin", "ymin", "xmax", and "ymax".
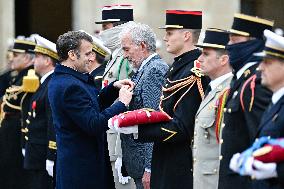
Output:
[{"xmin": 0, "ymin": 0, "xmax": 14, "ymax": 71}]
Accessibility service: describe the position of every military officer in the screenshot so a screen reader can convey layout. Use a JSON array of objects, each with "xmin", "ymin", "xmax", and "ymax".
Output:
[
  {"xmin": 120, "ymin": 10, "xmax": 209, "ymax": 189},
  {"xmin": 96, "ymin": 5, "xmax": 136, "ymax": 188},
  {"xmin": 0, "ymin": 37, "xmax": 37, "ymax": 189},
  {"xmin": 87, "ymin": 34, "xmax": 111, "ymax": 90},
  {"xmin": 218, "ymin": 14, "xmax": 274, "ymax": 189},
  {"xmin": 22, "ymin": 35, "xmax": 58, "ymax": 189},
  {"xmin": 192, "ymin": 28, "xmax": 232, "ymax": 189},
  {"xmin": 231, "ymin": 30, "xmax": 284, "ymax": 189}
]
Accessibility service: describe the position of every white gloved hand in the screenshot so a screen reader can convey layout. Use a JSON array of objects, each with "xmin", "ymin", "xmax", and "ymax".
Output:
[
  {"xmin": 250, "ymin": 160, "xmax": 277, "ymax": 180},
  {"xmin": 114, "ymin": 124, "xmax": 138, "ymax": 134},
  {"xmin": 22, "ymin": 148, "xmax": 26, "ymax": 157},
  {"xmin": 230, "ymin": 153, "xmax": 241, "ymax": 173},
  {"xmin": 115, "ymin": 157, "xmax": 131, "ymax": 184},
  {"xmin": 46, "ymin": 160, "xmax": 54, "ymax": 177}
]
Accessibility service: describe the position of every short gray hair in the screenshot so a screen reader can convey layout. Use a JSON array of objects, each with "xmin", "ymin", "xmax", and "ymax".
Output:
[{"xmin": 120, "ymin": 22, "xmax": 156, "ymax": 52}]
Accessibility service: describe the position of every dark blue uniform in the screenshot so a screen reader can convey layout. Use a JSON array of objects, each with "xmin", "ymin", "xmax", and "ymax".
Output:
[{"xmin": 48, "ymin": 65, "xmax": 127, "ymax": 189}]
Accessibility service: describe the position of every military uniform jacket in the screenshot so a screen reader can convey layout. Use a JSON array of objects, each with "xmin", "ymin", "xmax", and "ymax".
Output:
[
  {"xmin": 102, "ymin": 48, "xmax": 132, "ymax": 161},
  {"xmin": 23, "ymin": 74, "xmax": 56, "ymax": 170},
  {"xmin": 90, "ymin": 64, "xmax": 106, "ymax": 90},
  {"xmin": 218, "ymin": 64, "xmax": 272, "ymax": 189},
  {"xmin": 193, "ymin": 75, "xmax": 232, "ymax": 189},
  {"xmin": 255, "ymin": 95, "xmax": 284, "ymax": 189},
  {"xmin": 120, "ymin": 55, "xmax": 168, "ymax": 179},
  {"xmin": 48, "ymin": 65, "xmax": 127, "ymax": 189},
  {"xmin": 138, "ymin": 49, "xmax": 209, "ymax": 189}
]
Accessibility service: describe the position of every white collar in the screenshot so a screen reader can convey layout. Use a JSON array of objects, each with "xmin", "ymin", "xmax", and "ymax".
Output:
[
  {"xmin": 138, "ymin": 53, "xmax": 158, "ymax": 72},
  {"xmin": 40, "ymin": 70, "xmax": 54, "ymax": 84},
  {"xmin": 236, "ymin": 62, "xmax": 258, "ymax": 79},
  {"xmin": 272, "ymin": 87, "xmax": 284, "ymax": 104},
  {"xmin": 209, "ymin": 72, "xmax": 233, "ymax": 91}
]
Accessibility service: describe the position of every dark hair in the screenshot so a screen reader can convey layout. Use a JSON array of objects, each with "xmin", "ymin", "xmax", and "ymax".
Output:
[
  {"xmin": 94, "ymin": 51, "xmax": 105, "ymax": 64},
  {"xmin": 56, "ymin": 31, "xmax": 93, "ymax": 62},
  {"xmin": 112, "ymin": 21, "xmax": 128, "ymax": 27}
]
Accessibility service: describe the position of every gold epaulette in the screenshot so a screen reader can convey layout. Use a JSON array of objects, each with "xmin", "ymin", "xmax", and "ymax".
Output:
[
  {"xmin": 22, "ymin": 69, "xmax": 39, "ymax": 92},
  {"xmin": 48, "ymin": 141, "xmax": 57, "ymax": 150}
]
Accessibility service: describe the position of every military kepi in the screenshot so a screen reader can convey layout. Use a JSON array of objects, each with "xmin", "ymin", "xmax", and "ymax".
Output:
[
  {"xmin": 34, "ymin": 35, "xmax": 59, "ymax": 61},
  {"xmin": 196, "ymin": 28, "xmax": 229, "ymax": 49},
  {"xmin": 255, "ymin": 29, "xmax": 284, "ymax": 60},
  {"xmin": 159, "ymin": 10, "xmax": 202, "ymax": 29},
  {"xmin": 229, "ymin": 13, "xmax": 274, "ymax": 39},
  {"xmin": 95, "ymin": 4, "xmax": 133, "ymax": 24}
]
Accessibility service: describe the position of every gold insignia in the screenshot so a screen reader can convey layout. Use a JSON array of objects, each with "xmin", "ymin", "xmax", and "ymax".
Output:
[
  {"xmin": 161, "ymin": 127, "xmax": 177, "ymax": 142},
  {"xmin": 253, "ymin": 146, "xmax": 272, "ymax": 157},
  {"xmin": 244, "ymin": 70, "xmax": 251, "ymax": 77}
]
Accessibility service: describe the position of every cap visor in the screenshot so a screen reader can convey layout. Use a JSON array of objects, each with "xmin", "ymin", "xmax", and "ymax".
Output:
[{"xmin": 95, "ymin": 19, "xmax": 121, "ymax": 24}]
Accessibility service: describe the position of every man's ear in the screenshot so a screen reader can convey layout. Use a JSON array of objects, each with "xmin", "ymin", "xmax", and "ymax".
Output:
[
  {"xmin": 68, "ymin": 50, "xmax": 77, "ymax": 61},
  {"xmin": 140, "ymin": 41, "xmax": 147, "ymax": 52},
  {"xmin": 220, "ymin": 54, "xmax": 229, "ymax": 66},
  {"xmin": 184, "ymin": 30, "xmax": 192, "ymax": 42}
]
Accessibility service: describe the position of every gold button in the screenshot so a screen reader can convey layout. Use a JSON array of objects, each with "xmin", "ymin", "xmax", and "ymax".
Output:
[
  {"xmin": 26, "ymin": 119, "xmax": 30, "ymax": 124},
  {"xmin": 221, "ymin": 123, "xmax": 225, "ymax": 128},
  {"xmin": 228, "ymin": 108, "xmax": 232, "ymax": 113},
  {"xmin": 28, "ymin": 112, "xmax": 31, "ymax": 116},
  {"xmin": 223, "ymin": 108, "xmax": 227, "ymax": 112},
  {"xmin": 219, "ymin": 155, "xmax": 223, "ymax": 160},
  {"xmin": 25, "ymin": 136, "xmax": 29, "ymax": 141}
]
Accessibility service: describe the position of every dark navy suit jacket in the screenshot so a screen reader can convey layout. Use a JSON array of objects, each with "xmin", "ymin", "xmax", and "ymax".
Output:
[{"xmin": 48, "ymin": 65, "xmax": 127, "ymax": 189}]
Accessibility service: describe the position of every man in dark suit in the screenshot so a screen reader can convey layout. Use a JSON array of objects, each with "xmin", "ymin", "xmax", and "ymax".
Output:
[
  {"xmin": 116, "ymin": 22, "xmax": 168, "ymax": 189},
  {"xmin": 22, "ymin": 35, "xmax": 58, "ymax": 189},
  {"xmin": 218, "ymin": 14, "xmax": 274, "ymax": 189},
  {"xmin": 48, "ymin": 31, "xmax": 134, "ymax": 189},
  {"xmin": 0, "ymin": 38, "xmax": 37, "ymax": 189}
]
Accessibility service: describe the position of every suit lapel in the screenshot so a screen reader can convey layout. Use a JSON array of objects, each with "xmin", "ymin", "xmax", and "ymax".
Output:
[{"xmin": 258, "ymin": 96, "xmax": 284, "ymax": 132}]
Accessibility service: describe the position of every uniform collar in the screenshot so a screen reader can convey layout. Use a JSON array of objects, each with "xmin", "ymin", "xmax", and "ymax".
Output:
[
  {"xmin": 40, "ymin": 70, "xmax": 54, "ymax": 84},
  {"xmin": 54, "ymin": 64, "xmax": 91, "ymax": 83},
  {"xmin": 272, "ymin": 87, "xmax": 284, "ymax": 104},
  {"xmin": 236, "ymin": 61, "xmax": 258, "ymax": 79},
  {"xmin": 209, "ymin": 72, "xmax": 233, "ymax": 91}
]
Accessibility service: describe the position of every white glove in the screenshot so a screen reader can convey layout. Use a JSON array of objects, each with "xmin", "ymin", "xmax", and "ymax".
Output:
[
  {"xmin": 46, "ymin": 160, "xmax": 54, "ymax": 177},
  {"xmin": 114, "ymin": 124, "xmax": 138, "ymax": 134},
  {"xmin": 22, "ymin": 148, "xmax": 25, "ymax": 157},
  {"xmin": 230, "ymin": 153, "xmax": 241, "ymax": 173},
  {"xmin": 250, "ymin": 160, "xmax": 277, "ymax": 180},
  {"xmin": 108, "ymin": 118, "xmax": 116, "ymax": 132},
  {"xmin": 115, "ymin": 157, "xmax": 131, "ymax": 184}
]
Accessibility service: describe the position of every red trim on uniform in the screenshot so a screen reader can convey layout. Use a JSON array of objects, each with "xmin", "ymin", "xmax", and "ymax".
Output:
[{"xmin": 166, "ymin": 10, "xmax": 202, "ymax": 15}]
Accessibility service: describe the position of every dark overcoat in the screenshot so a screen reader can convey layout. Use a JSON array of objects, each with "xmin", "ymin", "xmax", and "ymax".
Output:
[{"xmin": 48, "ymin": 65, "xmax": 127, "ymax": 189}]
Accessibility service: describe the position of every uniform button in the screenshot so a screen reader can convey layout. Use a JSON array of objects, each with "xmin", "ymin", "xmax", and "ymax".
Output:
[
  {"xmin": 221, "ymin": 123, "xmax": 225, "ymax": 128},
  {"xmin": 219, "ymin": 155, "xmax": 223, "ymax": 160},
  {"xmin": 28, "ymin": 112, "xmax": 31, "ymax": 116},
  {"xmin": 220, "ymin": 139, "xmax": 224, "ymax": 144},
  {"xmin": 228, "ymin": 108, "xmax": 232, "ymax": 113},
  {"xmin": 26, "ymin": 119, "xmax": 30, "ymax": 124},
  {"xmin": 25, "ymin": 136, "xmax": 29, "ymax": 141},
  {"xmin": 223, "ymin": 108, "xmax": 227, "ymax": 112}
]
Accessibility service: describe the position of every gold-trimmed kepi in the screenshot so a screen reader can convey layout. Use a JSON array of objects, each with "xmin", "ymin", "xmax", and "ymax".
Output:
[
  {"xmin": 229, "ymin": 13, "xmax": 274, "ymax": 39},
  {"xmin": 196, "ymin": 28, "xmax": 229, "ymax": 49},
  {"xmin": 92, "ymin": 37, "xmax": 111, "ymax": 57},
  {"xmin": 254, "ymin": 29, "xmax": 284, "ymax": 60},
  {"xmin": 34, "ymin": 35, "xmax": 59, "ymax": 60},
  {"xmin": 10, "ymin": 39, "xmax": 36, "ymax": 53},
  {"xmin": 159, "ymin": 10, "xmax": 202, "ymax": 29}
]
